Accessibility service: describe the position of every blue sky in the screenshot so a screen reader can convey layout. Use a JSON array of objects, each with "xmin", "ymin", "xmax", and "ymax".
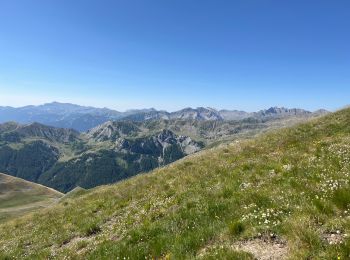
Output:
[{"xmin": 0, "ymin": 0, "xmax": 349, "ymax": 112}]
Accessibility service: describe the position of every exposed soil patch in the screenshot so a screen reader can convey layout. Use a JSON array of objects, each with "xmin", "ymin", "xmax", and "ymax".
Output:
[
  {"xmin": 234, "ymin": 239, "xmax": 287, "ymax": 260},
  {"xmin": 198, "ymin": 233, "xmax": 289, "ymax": 259},
  {"xmin": 233, "ymin": 234, "xmax": 288, "ymax": 260},
  {"xmin": 322, "ymin": 231, "xmax": 347, "ymax": 245}
]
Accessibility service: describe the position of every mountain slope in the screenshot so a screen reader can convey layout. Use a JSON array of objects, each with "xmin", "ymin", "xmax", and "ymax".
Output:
[
  {"xmin": 39, "ymin": 129, "xmax": 203, "ymax": 192},
  {"xmin": 0, "ymin": 173, "xmax": 63, "ymax": 223},
  {"xmin": 0, "ymin": 121, "xmax": 204, "ymax": 192},
  {"xmin": 0, "ymin": 109, "xmax": 349, "ymax": 259},
  {"xmin": 0, "ymin": 122, "xmax": 79, "ymax": 143}
]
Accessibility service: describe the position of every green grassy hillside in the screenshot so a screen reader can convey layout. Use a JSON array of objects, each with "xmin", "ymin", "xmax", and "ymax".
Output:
[
  {"xmin": 0, "ymin": 173, "xmax": 63, "ymax": 223},
  {"xmin": 0, "ymin": 108, "xmax": 350, "ymax": 259}
]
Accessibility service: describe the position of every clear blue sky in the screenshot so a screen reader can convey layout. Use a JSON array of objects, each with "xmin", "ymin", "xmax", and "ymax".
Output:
[{"xmin": 0, "ymin": 0, "xmax": 349, "ymax": 112}]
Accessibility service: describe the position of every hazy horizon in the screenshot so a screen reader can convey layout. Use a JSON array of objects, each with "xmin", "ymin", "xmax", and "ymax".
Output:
[
  {"xmin": 0, "ymin": 100, "xmax": 339, "ymax": 113},
  {"xmin": 1, "ymin": 1, "xmax": 349, "ymax": 112}
]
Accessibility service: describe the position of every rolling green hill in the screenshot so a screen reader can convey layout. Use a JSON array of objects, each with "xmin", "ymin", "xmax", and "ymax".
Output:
[
  {"xmin": 0, "ymin": 108, "xmax": 349, "ymax": 259},
  {"xmin": 0, "ymin": 173, "xmax": 63, "ymax": 223}
]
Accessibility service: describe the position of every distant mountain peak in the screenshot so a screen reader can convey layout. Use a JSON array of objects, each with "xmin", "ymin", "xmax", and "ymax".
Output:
[
  {"xmin": 256, "ymin": 107, "xmax": 311, "ymax": 117},
  {"xmin": 171, "ymin": 107, "xmax": 223, "ymax": 121},
  {"xmin": 0, "ymin": 102, "xmax": 328, "ymax": 131}
]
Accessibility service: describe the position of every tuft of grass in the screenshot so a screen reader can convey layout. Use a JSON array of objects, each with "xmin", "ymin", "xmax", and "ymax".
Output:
[
  {"xmin": 84, "ymin": 222, "xmax": 101, "ymax": 236},
  {"xmin": 332, "ymin": 188, "xmax": 350, "ymax": 210},
  {"xmin": 228, "ymin": 220, "xmax": 245, "ymax": 236},
  {"xmin": 76, "ymin": 240, "xmax": 89, "ymax": 250}
]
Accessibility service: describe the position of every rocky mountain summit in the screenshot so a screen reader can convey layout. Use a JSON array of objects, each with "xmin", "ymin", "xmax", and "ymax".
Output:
[
  {"xmin": 170, "ymin": 107, "xmax": 223, "ymax": 120},
  {"xmin": 0, "ymin": 102, "xmax": 328, "ymax": 131},
  {"xmin": 219, "ymin": 106, "xmax": 324, "ymax": 120},
  {"xmin": 253, "ymin": 107, "xmax": 312, "ymax": 118}
]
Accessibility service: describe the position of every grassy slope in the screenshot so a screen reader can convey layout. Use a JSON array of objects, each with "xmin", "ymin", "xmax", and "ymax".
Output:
[
  {"xmin": 1, "ymin": 109, "xmax": 350, "ymax": 259},
  {"xmin": 0, "ymin": 173, "xmax": 63, "ymax": 223}
]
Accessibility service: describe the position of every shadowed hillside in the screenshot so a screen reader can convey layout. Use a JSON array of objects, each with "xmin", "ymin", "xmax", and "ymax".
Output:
[{"xmin": 0, "ymin": 109, "xmax": 349, "ymax": 259}]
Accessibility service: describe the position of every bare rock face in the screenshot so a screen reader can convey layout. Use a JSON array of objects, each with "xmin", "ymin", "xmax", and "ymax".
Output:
[
  {"xmin": 86, "ymin": 121, "xmax": 141, "ymax": 141},
  {"xmin": 88, "ymin": 123, "xmax": 203, "ymax": 159},
  {"xmin": 115, "ymin": 129, "xmax": 203, "ymax": 162}
]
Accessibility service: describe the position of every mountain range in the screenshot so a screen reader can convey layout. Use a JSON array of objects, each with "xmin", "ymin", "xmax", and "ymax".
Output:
[
  {"xmin": 0, "ymin": 105, "xmax": 326, "ymax": 193},
  {"xmin": 0, "ymin": 102, "xmax": 328, "ymax": 131}
]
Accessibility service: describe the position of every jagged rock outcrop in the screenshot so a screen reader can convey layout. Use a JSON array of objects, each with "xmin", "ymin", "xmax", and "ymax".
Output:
[
  {"xmin": 115, "ymin": 129, "xmax": 203, "ymax": 164},
  {"xmin": 86, "ymin": 121, "xmax": 140, "ymax": 141}
]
